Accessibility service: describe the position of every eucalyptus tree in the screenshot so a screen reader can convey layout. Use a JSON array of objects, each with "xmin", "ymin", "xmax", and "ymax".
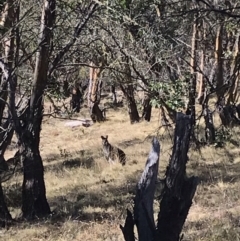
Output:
[
  {"xmin": 93, "ymin": 0, "xmax": 192, "ymax": 124},
  {"xmin": 0, "ymin": 0, "xmax": 100, "ymax": 220}
]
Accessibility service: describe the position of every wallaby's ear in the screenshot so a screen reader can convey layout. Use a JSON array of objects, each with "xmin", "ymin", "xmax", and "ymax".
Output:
[
  {"xmin": 106, "ymin": 135, "xmax": 108, "ymax": 139},
  {"xmin": 101, "ymin": 136, "xmax": 104, "ymax": 139}
]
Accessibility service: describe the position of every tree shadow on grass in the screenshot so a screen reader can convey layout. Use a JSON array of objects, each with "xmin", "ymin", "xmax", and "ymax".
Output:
[
  {"xmin": 118, "ymin": 138, "xmax": 143, "ymax": 148},
  {"xmin": 4, "ymin": 144, "xmax": 240, "ymax": 229},
  {"xmin": 44, "ymin": 149, "xmax": 98, "ymax": 172},
  {"xmin": 3, "ymin": 182, "xmax": 22, "ymax": 209},
  {"xmin": 2, "ymin": 154, "xmax": 97, "ymax": 209},
  {"xmin": 61, "ymin": 157, "xmax": 94, "ymax": 169},
  {"xmin": 188, "ymin": 160, "xmax": 240, "ymax": 185},
  {"xmin": 43, "ymin": 149, "xmax": 92, "ymax": 163},
  {"xmin": 46, "ymin": 167, "xmax": 165, "ymax": 225},
  {"xmin": 46, "ymin": 167, "xmax": 145, "ymax": 220}
]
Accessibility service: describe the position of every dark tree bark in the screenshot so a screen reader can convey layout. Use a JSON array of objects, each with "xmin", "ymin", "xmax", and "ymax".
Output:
[
  {"xmin": 134, "ymin": 137, "xmax": 160, "ymax": 241},
  {"xmin": 90, "ymin": 103, "xmax": 105, "ymax": 122},
  {"xmin": 120, "ymin": 137, "xmax": 160, "ymax": 241},
  {"xmin": 157, "ymin": 113, "xmax": 198, "ymax": 241},
  {"xmin": 0, "ymin": 0, "xmax": 19, "ymax": 223},
  {"xmin": 21, "ymin": 139, "xmax": 50, "ymax": 218},
  {"xmin": 187, "ymin": 11, "xmax": 198, "ymax": 141},
  {"xmin": 142, "ymin": 94, "xmax": 152, "ymax": 122},
  {"xmin": 120, "ymin": 84, "xmax": 139, "ymax": 124},
  {"xmin": 0, "ymin": 183, "xmax": 12, "ymax": 226},
  {"xmin": 120, "ymin": 209, "xmax": 135, "ymax": 241},
  {"xmin": 0, "ymin": 89, "xmax": 7, "ymax": 127},
  {"xmin": 63, "ymin": 80, "xmax": 70, "ymax": 97},
  {"xmin": 0, "ymin": 0, "xmax": 16, "ymax": 125},
  {"xmin": 0, "ymin": 0, "xmax": 99, "ymax": 221},
  {"xmin": 0, "ymin": 120, "xmax": 14, "ymax": 173},
  {"xmin": 110, "ymin": 84, "xmax": 117, "ymax": 105},
  {"xmin": 71, "ymin": 86, "xmax": 81, "ymax": 113},
  {"xmin": 187, "ymin": 74, "xmax": 197, "ymax": 140},
  {"xmin": 18, "ymin": 0, "xmax": 56, "ymax": 219},
  {"xmin": 203, "ymin": 106, "xmax": 215, "ymax": 144},
  {"xmin": 121, "ymin": 113, "xmax": 198, "ymax": 241},
  {"xmin": 215, "ymin": 24, "xmax": 225, "ymax": 102},
  {"xmin": 217, "ymin": 103, "xmax": 240, "ymax": 127}
]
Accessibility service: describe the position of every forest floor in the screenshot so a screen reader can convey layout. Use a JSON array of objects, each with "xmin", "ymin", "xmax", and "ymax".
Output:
[{"xmin": 2, "ymin": 96, "xmax": 240, "ymax": 241}]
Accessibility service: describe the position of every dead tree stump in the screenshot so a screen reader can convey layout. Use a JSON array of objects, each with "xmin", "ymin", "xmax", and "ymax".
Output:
[
  {"xmin": 121, "ymin": 113, "xmax": 198, "ymax": 241},
  {"xmin": 120, "ymin": 137, "xmax": 160, "ymax": 241},
  {"xmin": 157, "ymin": 113, "xmax": 198, "ymax": 241}
]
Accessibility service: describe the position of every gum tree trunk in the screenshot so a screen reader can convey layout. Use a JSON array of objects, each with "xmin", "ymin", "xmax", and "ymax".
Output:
[
  {"xmin": 0, "ymin": 0, "xmax": 19, "ymax": 223},
  {"xmin": 2, "ymin": 1, "xmax": 98, "ymax": 220},
  {"xmin": 88, "ymin": 62, "xmax": 105, "ymax": 122},
  {"xmin": 197, "ymin": 20, "xmax": 206, "ymax": 104},
  {"xmin": 187, "ymin": 11, "xmax": 198, "ymax": 140},
  {"xmin": 19, "ymin": 0, "xmax": 56, "ymax": 219},
  {"xmin": 215, "ymin": 24, "xmax": 225, "ymax": 102},
  {"xmin": 142, "ymin": 93, "xmax": 152, "ymax": 122},
  {"xmin": 120, "ymin": 84, "xmax": 140, "ymax": 124},
  {"xmin": 227, "ymin": 30, "xmax": 240, "ymax": 105}
]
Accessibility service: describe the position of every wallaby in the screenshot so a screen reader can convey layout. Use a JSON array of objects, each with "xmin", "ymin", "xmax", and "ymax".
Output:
[{"xmin": 101, "ymin": 135, "xmax": 126, "ymax": 165}]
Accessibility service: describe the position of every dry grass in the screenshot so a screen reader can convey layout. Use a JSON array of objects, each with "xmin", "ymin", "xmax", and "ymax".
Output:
[{"xmin": 2, "ymin": 100, "xmax": 240, "ymax": 240}]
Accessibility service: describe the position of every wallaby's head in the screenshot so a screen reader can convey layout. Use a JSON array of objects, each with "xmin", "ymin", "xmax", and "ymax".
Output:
[{"xmin": 101, "ymin": 135, "xmax": 109, "ymax": 146}]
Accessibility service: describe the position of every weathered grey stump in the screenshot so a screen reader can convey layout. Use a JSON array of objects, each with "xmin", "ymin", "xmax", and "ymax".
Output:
[
  {"xmin": 120, "ymin": 112, "xmax": 198, "ymax": 241},
  {"xmin": 157, "ymin": 113, "xmax": 198, "ymax": 241}
]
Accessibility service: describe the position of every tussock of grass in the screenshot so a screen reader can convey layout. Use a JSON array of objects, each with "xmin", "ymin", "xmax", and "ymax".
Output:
[{"xmin": 2, "ymin": 103, "xmax": 240, "ymax": 240}]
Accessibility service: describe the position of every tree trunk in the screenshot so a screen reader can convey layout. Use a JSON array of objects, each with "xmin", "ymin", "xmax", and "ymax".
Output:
[
  {"xmin": 120, "ymin": 137, "xmax": 160, "ymax": 241},
  {"xmin": 197, "ymin": 20, "xmax": 206, "ymax": 104},
  {"xmin": 134, "ymin": 137, "xmax": 160, "ymax": 241},
  {"xmin": 71, "ymin": 86, "xmax": 81, "ymax": 113},
  {"xmin": 63, "ymin": 80, "xmax": 70, "ymax": 98},
  {"xmin": 227, "ymin": 30, "xmax": 240, "ymax": 105},
  {"xmin": 203, "ymin": 105, "xmax": 215, "ymax": 144},
  {"xmin": 157, "ymin": 113, "xmax": 198, "ymax": 241},
  {"xmin": 160, "ymin": 99, "xmax": 176, "ymax": 124},
  {"xmin": 0, "ymin": 120, "xmax": 14, "ymax": 173},
  {"xmin": 0, "ymin": 182, "xmax": 12, "ymax": 226},
  {"xmin": 120, "ymin": 84, "xmax": 139, "ymax": 124},
  {"xmin": 217, "ymin": 103, "xmax": 240, "ymax": 128},
  {"xmin": 18, "ymin": 0, "xmax": 56, "ymax": 219},
  {"xmin": 142, "ymin": 94, "xmax": 152, "ymax": 122},
  {"xmin": 0, "ymin": 0, "xmax": 18, "ymax": 224},
  {"xmin": 90, "ymin": 102, "xmax": 105, "ymax": 123},
  {"xmin": 215, "ymin": 24, "xmax": 225, "ymax": 101},
  {"xmin": 21, "ymin": 132, "xmax": 51, "ymax": 218},
  {"xmin": 188, "ymin": 13, "xmax": 198, "ymax": 140},
  {"xmin": 88, "ymin": 62, "xmax": 105, "ymax": 122},
  {"xmin": 0, "ymin": 0, "xmax": 16, "ymax": 125},
  {"xmin": 121, "ymin": 114, "xmax": 198, "ymax": 241},
  {"xmin": 111, "ymin": 84, "xmax": 117, "ymax": 105}
]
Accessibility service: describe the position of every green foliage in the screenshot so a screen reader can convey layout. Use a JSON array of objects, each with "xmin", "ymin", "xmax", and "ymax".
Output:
[
  {"xmin": 214, "ymin": 127, "xmax": 232, "ymax": 148},
  {"xmin": 119, "ymin": 0, "xmax": 131, "ymax": 9},
  {"xmin": 150, "ymin": 79, "xmax": 187, "ymax": 110}
]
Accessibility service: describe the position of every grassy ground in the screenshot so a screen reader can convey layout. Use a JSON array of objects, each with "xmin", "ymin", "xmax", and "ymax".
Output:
[{"xmin": 2, "ymin": 97, "xmax": 240, "ymax": 241}]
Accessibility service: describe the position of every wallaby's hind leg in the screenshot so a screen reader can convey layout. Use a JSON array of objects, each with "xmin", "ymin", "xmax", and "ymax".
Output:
[
  {"xmin": 109, "ymin": 158, "xmax": 115, "ymax": 164},
  {"xmin": 118, "ymin": 149, "xmax": 126, "ymax": 166},
  {"xmin": 121, "ymin": 158, "xmax": 126, "ymax": 166}
]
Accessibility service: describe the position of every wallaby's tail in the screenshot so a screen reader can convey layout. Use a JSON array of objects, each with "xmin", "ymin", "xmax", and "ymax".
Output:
[{"xmin": 118, "ymin": 149, "xmax": 126, "ymax": 166}]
